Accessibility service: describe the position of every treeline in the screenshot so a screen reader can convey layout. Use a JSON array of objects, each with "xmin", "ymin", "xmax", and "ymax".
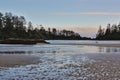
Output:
[
  {"xmin": 0, "ymin": 12, "xmax": 85, "ymax": 40},
  {"xmin": 96, "ymin": 23, "xmax": 120, "ymax": 40}
]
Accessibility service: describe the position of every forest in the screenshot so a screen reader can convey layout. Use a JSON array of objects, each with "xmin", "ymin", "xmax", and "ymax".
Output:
[
  {"xmin": 0, "ymin": 12, "xmax": 120, "ymax": 40},
  {"xmin": 96, "ymin": 23, "xmax": 120, "ymax": 40},
  {"xmin": 0, "ymin": 12, "xmax": 89, "ymax": 40}
]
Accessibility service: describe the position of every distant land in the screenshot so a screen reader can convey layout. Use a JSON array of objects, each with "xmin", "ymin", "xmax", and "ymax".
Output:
[
  {"xmin": 0, "ymin": 12, "xmax": 90, "ymax": 41},
  {"xmin": 0, "ymin": 12, "xmax": 120, "ymax": 44}
]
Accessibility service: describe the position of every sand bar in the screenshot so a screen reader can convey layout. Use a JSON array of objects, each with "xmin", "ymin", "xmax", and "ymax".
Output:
[{"xmin": 0, "ymin": 54, "xmax": 40, "ymax": 67}]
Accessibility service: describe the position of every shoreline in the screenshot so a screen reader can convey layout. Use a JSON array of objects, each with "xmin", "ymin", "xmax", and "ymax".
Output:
[
  {"xmin": 0, "ymin": 54, "xmax": 40, "ymax": 67},
  {"xmin": 51, "ymin": 43, "xmax": 120, "ymax": 47},
  {"xmin": 0, "ymin": 39, "xmax": 49, "ymax": 44}
]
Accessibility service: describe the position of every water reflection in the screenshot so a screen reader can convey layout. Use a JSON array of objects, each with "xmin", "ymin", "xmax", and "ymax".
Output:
[
  {"xmin": 98, "ymin": 47, "xmax": 104, "ymax": 52},
  {"xmin": 98, "ymin": 47, "xmax": 120, "ymax": 53},
  {"xmin": 0, "ymin": 44, "xmax": 120, "ymax": 54}
]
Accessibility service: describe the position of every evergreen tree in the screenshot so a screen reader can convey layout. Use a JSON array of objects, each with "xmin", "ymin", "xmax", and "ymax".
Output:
[
  {"xmin": 96, "ymin": 26, "xmax": 104, "ymax": 40},
  {"xmin": 0, "ymin": 12, "xmax": 85, "ymax": 40}
]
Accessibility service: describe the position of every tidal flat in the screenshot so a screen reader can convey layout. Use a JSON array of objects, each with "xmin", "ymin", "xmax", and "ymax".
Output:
[{"xmin": 0, "ymin": 40, "xmax": 120, "ymax": 80}]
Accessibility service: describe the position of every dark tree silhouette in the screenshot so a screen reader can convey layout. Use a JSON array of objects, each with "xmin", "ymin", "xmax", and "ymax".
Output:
[
  {"xmin": 0, "ymin": 12, "xmax": 91, "ymax": 40},
  {"xmin": 96, "ymin": 23, "xmax": 120, "ymax": 40},
  {"xmin": 96, "ymin": 26, "xmax": 104, "ymax": 40}
]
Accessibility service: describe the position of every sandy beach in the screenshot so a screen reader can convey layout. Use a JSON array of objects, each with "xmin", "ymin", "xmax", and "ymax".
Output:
[
  {"xmin": 82, "ymin": 53, "xmax": 120, "ymax": 79},
  {"xmin": 0, "ymin": 54, "xmax": 40, "ymax": 67}
]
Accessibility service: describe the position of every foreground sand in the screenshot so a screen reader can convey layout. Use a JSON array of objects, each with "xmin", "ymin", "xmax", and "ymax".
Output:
[
  {"xmin": 0, "ymin": 53, "xmax": 120, "ymax": 79},
  {"xmin": 81, "ymin": 53, "xmax": 120, "ymax": 79},
  {"xmin": 0, "ymin": 54, "xmax": 40, "ymax": 67}
]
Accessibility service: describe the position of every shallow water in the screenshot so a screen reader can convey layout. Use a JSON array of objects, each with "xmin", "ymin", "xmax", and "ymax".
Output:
[
  {"xmin": 0, "ymin": 40, "xmax": 120, "ymax": 80},
  {"xmin": 0, "ymin": 41, "xmax": 120, "ymax": 53}
]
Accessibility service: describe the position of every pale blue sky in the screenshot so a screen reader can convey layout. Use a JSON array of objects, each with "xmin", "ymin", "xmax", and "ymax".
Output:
[{"xmin": 0, "ymin": 0, "xmax": 120, "ymax": 37}]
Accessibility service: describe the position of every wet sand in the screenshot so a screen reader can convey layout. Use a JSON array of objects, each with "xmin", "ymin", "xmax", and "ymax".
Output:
[
  {"xmin": 81, "ymin": 53, "xmax": 120, "ymax": 79},
  {"xmin": 0, "ymin": 54, "xmax": 40, "ymax": 67},
  {"xmin": 0, "ymin": 53, "xmax": 120, "ymax": 79}
]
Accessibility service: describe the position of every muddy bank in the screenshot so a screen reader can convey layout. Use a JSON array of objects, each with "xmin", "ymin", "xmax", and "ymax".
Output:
[{"xmin": 0, "ymin": 54, "xmax": 40, "ymax": 67}]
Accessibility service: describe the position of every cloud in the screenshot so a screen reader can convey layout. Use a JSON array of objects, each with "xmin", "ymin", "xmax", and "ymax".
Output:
[{"xmin": 50, "ymin": 12, "xmax": 120, "ymax": 16}]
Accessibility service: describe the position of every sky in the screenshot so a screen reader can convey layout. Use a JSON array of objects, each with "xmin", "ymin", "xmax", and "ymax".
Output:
[{"xmin": 0, "ymin": 0, "xmax": 120, "ymax": 37}]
